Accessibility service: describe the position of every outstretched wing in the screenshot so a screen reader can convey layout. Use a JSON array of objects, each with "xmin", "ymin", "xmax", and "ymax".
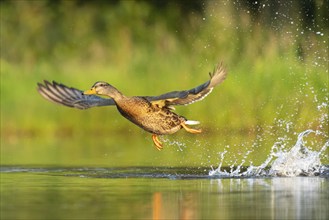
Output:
[
  {"xmin": 144, "ymin": 62, "xmax": 227, "ymax": 107},
  {"xmin": 37, "ymin": 80, "xmax": 115, "ymax": 109}
]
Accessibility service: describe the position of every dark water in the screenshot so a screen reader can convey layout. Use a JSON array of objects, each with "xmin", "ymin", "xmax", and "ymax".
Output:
[{"xmin": 1, "ymin": 166, "xmax": 328, "ymax": 220}]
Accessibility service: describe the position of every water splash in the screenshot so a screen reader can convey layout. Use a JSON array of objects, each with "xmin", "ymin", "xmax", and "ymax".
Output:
[
  {"xmin": 269, "ymin": 130, "xmax": 328, "ymax": 176},
  {"xmin": 210, "ymin": 90, "xmax": 329, "ymax": 177},
  {"xmin": 161, "ymin": 138, "xmax": 187, "ymax": 152},
  {"xmin": 209, "ymin": 129, "xmax": 328, "ymax": 177}
]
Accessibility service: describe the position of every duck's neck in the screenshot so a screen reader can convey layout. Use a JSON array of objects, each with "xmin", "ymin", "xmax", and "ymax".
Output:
[{"xmin": 105, "ymin": 87, "xmax": 126, "ymax": 101}]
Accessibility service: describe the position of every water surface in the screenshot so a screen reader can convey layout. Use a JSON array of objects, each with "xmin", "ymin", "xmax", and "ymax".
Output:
[{"xmin": 1, "ymin": 166, "xmax": 328, "ymax": 220}]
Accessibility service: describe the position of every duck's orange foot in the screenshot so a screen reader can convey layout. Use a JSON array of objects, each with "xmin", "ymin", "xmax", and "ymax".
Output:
[
  {"xmin": 152, "ymin": 134, "xmax": 163, "ymax": 151},
  {"xmin": 181, "ymin": 123, "xmax": 202, "ymax": 134}
]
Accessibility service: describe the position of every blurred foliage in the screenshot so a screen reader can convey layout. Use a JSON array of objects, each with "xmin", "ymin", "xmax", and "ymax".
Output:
[
  {"xmin": 0, "ymin": 0, "xmax": 328, "ymax": 166},
  {"xmin": 1, "ymin": 0, "xmax": 328, "ymax": 64}
]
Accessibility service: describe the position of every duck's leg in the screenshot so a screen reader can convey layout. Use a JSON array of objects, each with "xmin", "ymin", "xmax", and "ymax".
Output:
[
  {"xmin": 181, "ymin": 123, "xmax": 202, "ymax": 134},
  {"xmin": 152, "ymin": 134, "xmax": 163, "ymax": 151}
]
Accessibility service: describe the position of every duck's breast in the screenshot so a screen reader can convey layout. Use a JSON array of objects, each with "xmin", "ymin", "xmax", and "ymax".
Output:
[{"xmin": 116, "ymin": 98, "xmax": 185, "ymax": 134}]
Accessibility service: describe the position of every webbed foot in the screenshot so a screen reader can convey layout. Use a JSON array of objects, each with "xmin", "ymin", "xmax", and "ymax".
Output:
[
  {"xmin": 181, "ymin": 123, "xmax": 202, "ymax": 134},
  {"xmin": 152, "ymin": 134, "xmax": 163, "ymax": 151}
]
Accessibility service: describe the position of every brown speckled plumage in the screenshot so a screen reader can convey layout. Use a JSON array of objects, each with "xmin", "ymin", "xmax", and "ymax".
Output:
[{"xmin": 115, "ymin": 96, "xmax": 186, "ymax": 135}]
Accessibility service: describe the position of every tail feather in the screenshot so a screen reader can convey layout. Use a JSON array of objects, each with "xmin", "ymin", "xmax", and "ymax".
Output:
[{"xmin": 185, "ymin": 120, "xmax": 200, "ymax": 125}]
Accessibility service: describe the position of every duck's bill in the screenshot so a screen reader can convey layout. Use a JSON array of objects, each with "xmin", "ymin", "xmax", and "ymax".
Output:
[{"xmin": 83, "ymin": 88, "xmax": 96, "ymax": 95}]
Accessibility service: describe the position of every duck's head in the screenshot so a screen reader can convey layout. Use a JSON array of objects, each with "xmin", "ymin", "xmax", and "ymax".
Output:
[{"xmin": 83, "ymin": 81, "xmax": 122, "ymax": 99}]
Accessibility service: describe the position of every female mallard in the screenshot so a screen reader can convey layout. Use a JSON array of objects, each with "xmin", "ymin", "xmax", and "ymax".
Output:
[{"xmin": 37, "ymin": 62, "xmax": 227, "ymax": 150}]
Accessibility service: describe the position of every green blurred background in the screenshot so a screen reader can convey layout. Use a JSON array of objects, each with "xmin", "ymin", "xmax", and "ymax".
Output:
[{"xmin": 1, "ymin": 0, "xmax": 328, "ymax": 167}]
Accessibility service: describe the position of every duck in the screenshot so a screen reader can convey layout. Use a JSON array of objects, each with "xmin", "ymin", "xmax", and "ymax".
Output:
[{"xmin": 37, "ymin": 62, "xmax": 227, "ymax": 150}]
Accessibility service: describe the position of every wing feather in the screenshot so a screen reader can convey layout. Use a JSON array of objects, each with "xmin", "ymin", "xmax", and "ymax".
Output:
[
  {"xmin": 145, "ymin": 62, "xmax": 227, "ymax": 106},
  {"xmin": 37, "ymin": 80, "xmax": 115, "ymax": 109}
]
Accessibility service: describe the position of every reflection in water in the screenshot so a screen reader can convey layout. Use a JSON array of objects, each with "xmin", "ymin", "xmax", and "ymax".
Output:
[
  {"xmin": 149, "ymin": 177, "xmax": 329, "ymax": 219},
  {"xmin": 1, "ymin": 168, "xmax": 328, "ymax": 220},
  {"xmin": 152, "ymin": 191, "xmax": 199, "ymax": 219},
  {"xmin": 149, "ymin": 177, "xmax": 328, "ymax": 219},
  {"xmin": 270, "ymin": 177, "xmax": 329, "ymax": 220},
  {"xmin": 152, "ymin": 192, "xmax": 200, "ymax": 220},
  {"xmin": 210, "ymin": 177, "xmax": 328, "ymax": 220},
  {"xmin": 152, "ymin": 192, "xmax": 161, "ymax": 220}
]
